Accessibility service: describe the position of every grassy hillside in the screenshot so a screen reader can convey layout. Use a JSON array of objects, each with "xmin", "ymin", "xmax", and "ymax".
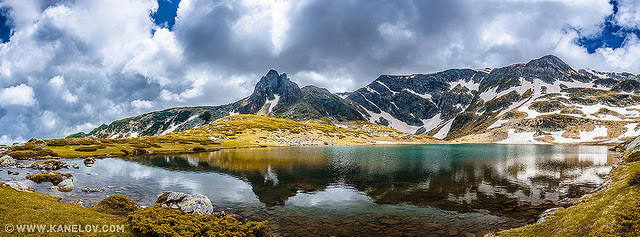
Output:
[{"xmin": 5, "ymin": 115, "xmax": 438, "ymax": 159}]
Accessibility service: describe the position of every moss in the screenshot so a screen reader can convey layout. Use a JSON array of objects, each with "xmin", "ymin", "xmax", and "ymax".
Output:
[
  {"xmin": 627, "ymin": 151, "xmax": 640, "ymax": 162},
  {"xmin": 0, "ymin": 186, "xmax": 132, "ymax": 237},
  {"xmin": 25, "ymin": 172, "xmax": 71, "ymax": 185},
  {"xmin": 94, "ymin": 194, "xmax": 140, "ymax": 215},
  {"xmin": 593, "ymin": 198, "xmax": 640, "ymax": 237},
  {"xmin": 74, "ymin": 146, "xmax": 98, "ymax": 152},
  {"xmin": 128, "ymin": 207, "xmax": 269, "ymax": 237}
]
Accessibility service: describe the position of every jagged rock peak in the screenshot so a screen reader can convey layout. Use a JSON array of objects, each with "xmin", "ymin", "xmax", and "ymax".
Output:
[
  {"xmin": 525, "ymin": 55, "xmax": 573, "ymax": 72},
  {"xmin": 254, "ymin": 69, "xmax": 292, "ymax": 95}
]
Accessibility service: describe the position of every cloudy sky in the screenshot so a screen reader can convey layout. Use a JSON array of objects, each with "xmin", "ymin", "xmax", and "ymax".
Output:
[{"xmin": 0, "ymin": 0, "xmax": 639, "ymax": 143}]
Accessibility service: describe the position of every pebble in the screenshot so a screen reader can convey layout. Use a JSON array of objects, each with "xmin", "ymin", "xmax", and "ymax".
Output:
[
  {"xmin": 380, "ymin": 219, "xmax": 401, "ymax": 225},
  {"xmin": 448, "ymin": 228, "xmax": 459, "ymax": 236},
  {"xmin": 463, "ymin": 231, "xmax": 476, "ymax": 237}
]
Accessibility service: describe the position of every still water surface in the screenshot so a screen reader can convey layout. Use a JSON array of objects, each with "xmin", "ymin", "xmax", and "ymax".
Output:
[{"xmin": 1, "ymin": 144, "xmax": 618, "ymax": 236}]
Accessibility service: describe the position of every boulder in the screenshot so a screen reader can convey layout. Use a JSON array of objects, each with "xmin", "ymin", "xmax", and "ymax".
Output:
[
  {"xmin": 156, "ymin": 191, "xmax": 214, "ymax": 215},
  {"xmin": 83, "ymin": 157, "xmax": 96, "ymax": 166},
  {"xmin": 57, "ymin": 179, "xmax": 74, "ymax": 192},
  {"xmin": 29, "ymin": 160, "xmax": 68, "ymax": 170},
  {"xmin": 3, "ymin": 181, "xmax": 33, "ymax": 192},
  {"xmin": 0, "ymin": 155, "xmax": 16, "ymax": 167}
]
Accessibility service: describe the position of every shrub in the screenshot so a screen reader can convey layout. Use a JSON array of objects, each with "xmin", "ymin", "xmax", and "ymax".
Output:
[
  {"xmin": 74, "ymin": 146, "xmax": 98, "ymax": 152},
  {"xmin": 630, "ymin": 171, "xmax": 640, "ymax": 186},
  {"xmin": 626, "ymin": 151, "xmax": 640, "ymax": 162},
  {"xmin": 46, "ymin": 140, "xmax": 69, "ymax": 146},
  {"xmin": 128, "ymin": 207, "xmax": 269, "ymax": 237},
  {"xmin": 192, "ymin": 147, "xmax": 206, "ymax": 152},
  {"xmin": 94, "ymin": 194, "xmax": 140, "ymax": 215},
  {"xmin": 8, "ymin": 150, "xmax": 38, "ymax": 160}
]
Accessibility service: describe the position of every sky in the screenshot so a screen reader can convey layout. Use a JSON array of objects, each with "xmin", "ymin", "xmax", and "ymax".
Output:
[{"xmin": 0, "ymin": 0, "xmax": 639, "ymax": 144}]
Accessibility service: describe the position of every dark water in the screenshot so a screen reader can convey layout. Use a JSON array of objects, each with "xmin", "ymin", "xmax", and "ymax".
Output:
[{"xmin": 1, "ymin": 144, "xmax": 618, "ymax": 236}]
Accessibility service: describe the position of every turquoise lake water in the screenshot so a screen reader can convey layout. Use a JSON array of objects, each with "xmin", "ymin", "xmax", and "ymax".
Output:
[{"xmin": 0, "ymin": 144, "xmax": 618, "ymax": 236}]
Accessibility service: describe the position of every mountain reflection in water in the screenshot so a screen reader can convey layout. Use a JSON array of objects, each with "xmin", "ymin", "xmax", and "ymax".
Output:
[{"xmin": 135, "ymin": 145, "xmax": 615, "ymax": 215}]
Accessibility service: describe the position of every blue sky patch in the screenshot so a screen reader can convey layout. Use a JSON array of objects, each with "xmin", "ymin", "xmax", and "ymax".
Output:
[
  {"xmin": 152, "ymin": 0, "xmax": 180, "ymax": 31},
  {"xmin": 0, "ymin": 7, "xmax": 12, "ymax": 43},
  {"xmin": 578, "ymin": 0, "xmax": 640, "ymax": 53}
]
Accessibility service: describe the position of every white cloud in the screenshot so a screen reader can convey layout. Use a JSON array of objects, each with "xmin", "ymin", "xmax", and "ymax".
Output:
[
  {"xmin": 616, "ymin": 0, "xmax": 640, "ymax": 28},
  {"xmin": 0, "ymin": 84, "xmax": 36, "ymax": 106},
  {"xmin": 131, "ymin": 99, "xmax": 154, "ymax": 109},
  {"xmin": 48, "ymin": 75, "xmax": 78, "ymax": 103}
]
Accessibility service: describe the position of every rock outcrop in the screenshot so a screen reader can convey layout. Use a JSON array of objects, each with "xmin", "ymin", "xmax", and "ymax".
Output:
[
  {"xmin": 155, "ymin": 192, "xmax": 214, "ymax": 215},
  {"xmin": 3, "ymin": 181, "xmax": 33, "ymax": 192},
  {"xmin": 0, "ymin": 155, "xmax": 16, "ymax": 167}
]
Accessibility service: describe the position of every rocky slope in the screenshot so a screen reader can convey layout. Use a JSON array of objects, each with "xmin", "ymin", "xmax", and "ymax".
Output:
[{"xmin": 87, "ymin": 55, "xmax": 640, "ymax": 144}]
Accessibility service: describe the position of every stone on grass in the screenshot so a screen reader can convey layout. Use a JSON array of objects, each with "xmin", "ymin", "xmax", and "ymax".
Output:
[{"xmin": 155, "ymin": 191, "xmax": 214, "ymax": 215}]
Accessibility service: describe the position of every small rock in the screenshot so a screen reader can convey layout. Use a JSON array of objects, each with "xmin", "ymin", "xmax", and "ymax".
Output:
[
  {"xmin": 477, "ymin": 209, "xmax": 491, "ymax": 215},
  {"xmin": 447, "ymin": 228, "xmax": 459, "ymax": 236},
  {"xmin": 82, "ymin": 187, "xmax": 105, "ymax": 193},
  {"xmin": 86, "ymin": 172, "xmax": 97, "ymax": 176},
  {"xmin": 57, "ymin": 179, "xmax": 74, "ymax": 192},
  {"xmin": 463, "ymin": 231, "xmax": 476, "ymax": 237},
  {"xmin": 71, "ymin": 200, "xmax": 84, "ymax": 207},
  {"xmin": 4, "ymin": 181, "xmax": 33, "ymax": 192},
  {"xmin": 424, "ymin": 223, "xmax": 442, "ymax": 229},
  {"xmin": 380, "ymin": 219, "xmax": 401, "ymax": 225},
  {"xmin": 270, "ymin": 223, "xmax": 281, "ymax": 230},
  {"xmin": 83, "ymin": 157, "xmax": 96, "ymax": 166},
  {"xmin": 71, "ymin": 164, "xmax": 79, "ymax": 169},
  {"xmin": 0, "ymin": 155, "xmax": 16, "ymax": 167}
]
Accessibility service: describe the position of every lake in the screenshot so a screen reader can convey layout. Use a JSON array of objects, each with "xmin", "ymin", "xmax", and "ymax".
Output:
[{"xmin": 0, "ymin": 144, "xmax": 618, "ymax": 236}]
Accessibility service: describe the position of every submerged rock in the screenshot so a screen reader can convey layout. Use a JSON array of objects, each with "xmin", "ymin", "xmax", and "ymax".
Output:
[
  {"xmin": 82, "ymin": 187, "xmax": 105, "ymax": 193},
  {"xmin": 3, "ymin": 181, "xmax": 33, "ymax": 192},
  {"xmin": 0, "ymin": 155, "xmax": 16, "ymax": 167},
  {"xmin": 155, "ymin": 191, "xmax": 214, "ymax": 215}
]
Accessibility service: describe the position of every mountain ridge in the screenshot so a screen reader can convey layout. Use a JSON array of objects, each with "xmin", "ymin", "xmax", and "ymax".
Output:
[{"xmin": 85, "ymin": 55, "xmax": 640, "ymax": 144}]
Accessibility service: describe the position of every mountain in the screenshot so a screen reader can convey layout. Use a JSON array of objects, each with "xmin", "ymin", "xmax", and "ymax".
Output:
[
  {"xmin": 87, "ymin": 55, "xmax": 640, "ymax": 144},
  {"xmin": 88, "ymin": 70, "xmax": 364, "ymax": 138}
]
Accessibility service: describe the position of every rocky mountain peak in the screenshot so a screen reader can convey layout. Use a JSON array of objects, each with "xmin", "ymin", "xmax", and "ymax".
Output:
[
  {"xmin": 238, "ymin": 70, "xmax": 303, "ymax": 114},
  {"xmin": 525, "ymin": 55, "xmax": 573, "ymax": 73}
]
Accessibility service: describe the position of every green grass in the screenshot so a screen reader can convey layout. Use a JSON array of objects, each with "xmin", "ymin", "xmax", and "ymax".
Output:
[{"xmin": 0, "ymin": 185, "xmax": 132, "ymax": 236}]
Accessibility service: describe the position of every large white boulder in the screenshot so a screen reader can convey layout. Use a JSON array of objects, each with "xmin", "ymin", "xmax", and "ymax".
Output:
[{"xmin": 156, "ymin": 191, "xmax": 214, "ymax": 215}]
